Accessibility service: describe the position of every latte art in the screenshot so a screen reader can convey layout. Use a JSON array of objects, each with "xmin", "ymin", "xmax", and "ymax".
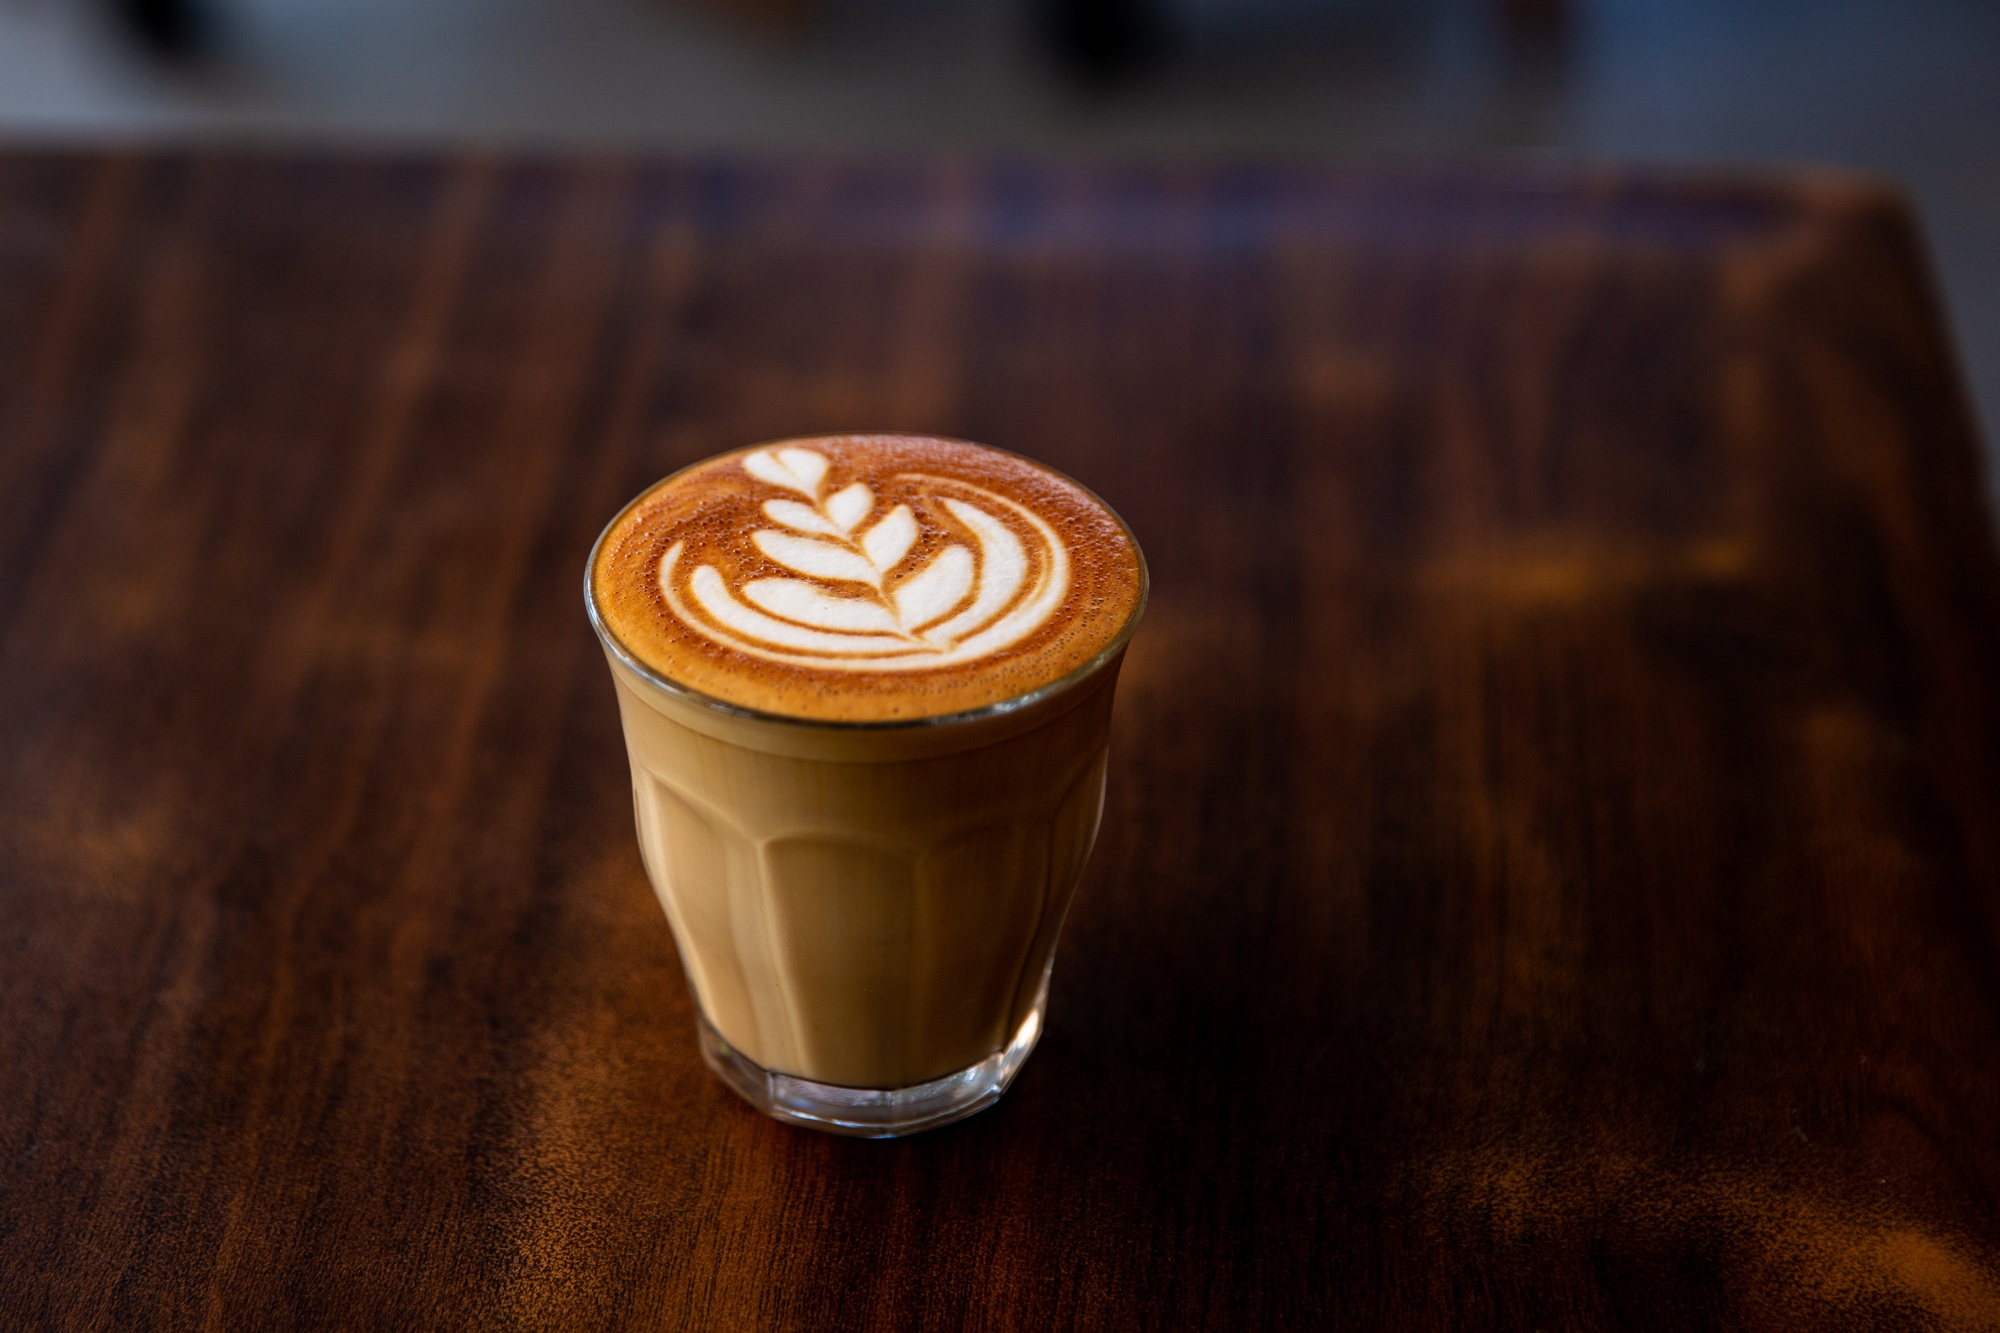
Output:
[
  {"xmin": 661, "ymin": 447, "xmax": 1070, "ymax": 672},
  {"xmin": 590, "ymin": 434, "xmax": 1144, "ymax": 722}
]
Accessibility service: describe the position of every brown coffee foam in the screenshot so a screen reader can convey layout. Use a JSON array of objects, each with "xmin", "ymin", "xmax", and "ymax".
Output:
[{"xmin": 590, "ymin": 435, "xmax": 1146, "ymax": 723}]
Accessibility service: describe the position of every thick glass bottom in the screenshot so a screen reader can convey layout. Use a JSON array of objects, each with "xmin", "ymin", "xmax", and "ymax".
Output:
[{"xmin": 696, "ymin": 981, "xmax": 1049, "ymax": 1138}]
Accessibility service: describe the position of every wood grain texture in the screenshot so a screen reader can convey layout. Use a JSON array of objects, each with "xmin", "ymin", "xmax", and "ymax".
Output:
[{"xmin": 2, "ymin": 150, "xmax": 1999, "ymax": 1330}]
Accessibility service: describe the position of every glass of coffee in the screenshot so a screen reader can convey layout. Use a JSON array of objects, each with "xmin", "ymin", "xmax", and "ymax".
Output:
[{"xmin": 586, "ymin": 435, "xmax": 1146, "ymax": 1137}]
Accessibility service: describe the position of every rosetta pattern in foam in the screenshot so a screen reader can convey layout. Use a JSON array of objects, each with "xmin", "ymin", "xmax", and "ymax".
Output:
[{"xmin": 658, "ymin": 447, "xmax": 1071, "ymax": 673}]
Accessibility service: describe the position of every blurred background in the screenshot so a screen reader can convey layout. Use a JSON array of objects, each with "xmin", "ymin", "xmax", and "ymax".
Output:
[{"xmin": 2, "ymin": 0, "xmax": 1996, "ymax": 486}]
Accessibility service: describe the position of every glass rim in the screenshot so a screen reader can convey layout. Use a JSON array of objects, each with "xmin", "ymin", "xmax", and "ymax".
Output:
[{"xmin": 582, "ymin": 434, "xmax": 1150, "ymax": 734}]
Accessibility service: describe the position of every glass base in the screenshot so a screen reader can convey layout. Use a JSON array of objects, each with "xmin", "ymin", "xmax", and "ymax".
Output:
[{"xmin": 696, "ymin": 982, "xmax": 1049, "ymax": 1138}]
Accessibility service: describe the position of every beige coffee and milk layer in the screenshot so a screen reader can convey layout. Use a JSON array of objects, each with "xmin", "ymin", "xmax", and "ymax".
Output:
[{"xmin": 591, "ymin": 435, "xmax": 1145, "ymax": 1089}]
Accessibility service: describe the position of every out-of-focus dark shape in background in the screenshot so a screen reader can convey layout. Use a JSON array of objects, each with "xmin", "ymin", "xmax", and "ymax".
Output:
[
  {"xmin": 2, "ymin": 0, "xmax": 1997, "ymax": 491},
  {"xmin": 107, "ymin": 0, "xmax": 206, "ymax": 56}
]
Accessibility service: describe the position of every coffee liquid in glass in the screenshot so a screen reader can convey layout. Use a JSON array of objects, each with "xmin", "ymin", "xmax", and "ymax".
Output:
[{"xmin": 587, "ymin": 435, "xmax": 1145, "ymax": 1136}]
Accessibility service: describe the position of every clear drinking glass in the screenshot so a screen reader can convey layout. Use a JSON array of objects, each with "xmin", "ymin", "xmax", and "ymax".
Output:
[{"xmin": 586, "ymin": 496, "xmax": 1144, "ymax": 1137}]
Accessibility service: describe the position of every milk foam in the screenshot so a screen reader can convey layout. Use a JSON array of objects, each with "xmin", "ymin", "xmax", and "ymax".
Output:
[
  {"xmin": 663, "ymin": 447, "xmax": 1070, "ymax": 672},
  {"xmin": 590, "ymin": 435, "xmax": 1145, "ymax": 723}
]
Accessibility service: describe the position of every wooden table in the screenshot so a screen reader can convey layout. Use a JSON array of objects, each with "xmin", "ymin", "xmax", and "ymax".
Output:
[{"xmin": 4, "ymin": 150, "xmax": 1999, "ymax": 1328}]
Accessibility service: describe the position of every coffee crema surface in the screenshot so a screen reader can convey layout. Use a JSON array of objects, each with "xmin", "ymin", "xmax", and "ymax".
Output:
[{"xmin": 592, "ymin": 435, "xmax": 1144, "ymax": 722}]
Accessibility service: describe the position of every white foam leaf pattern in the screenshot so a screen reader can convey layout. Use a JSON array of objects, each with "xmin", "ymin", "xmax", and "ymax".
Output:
[
  {"xmin": 825, "ymin": 483, "xmax": 872, "ymax": 533},
  {"xmin": 763, "ymin": 499, "xmax": 841, "ymax": 536},
  {"xmin": 753, "ymin": 530, "xmax": 880, "ymax": 585},
  {"xmin": 689, "ymin": 564, "xmax": 911, "ymax": 654},
  {"xmin": 658, "ymin": 454, "xmax": 1073, "ymax": 673},
  {"xmin": 894, "ymin": 544, "xmax": 974, "ymax": 631},
  {"xmin": 861, "ymin": 505, "xmax": 917, "ymax": 571},
  {"xmin": 778, "ymin": 448, "xmax": 829, "ymax": 492},
  {"xmin": 743, "ymin": 448, "xmax": 827, "ymax": 497},
  {"xmin": 743, "ymin": 578, "xmax": 903, "ymax": 633},
  {"xmin": 922, "ymin": 499, "xmax": 1024, "ymax": 642}
]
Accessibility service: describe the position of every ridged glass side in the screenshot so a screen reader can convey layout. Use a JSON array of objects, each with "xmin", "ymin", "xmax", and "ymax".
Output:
[
  {"xmin": 607, "ymin": 653, "xmax": 1122, "ymax": 1135},
  {"xmin": 631, "ymin": 746, "xmax": 1108, "ymax": 1095}
]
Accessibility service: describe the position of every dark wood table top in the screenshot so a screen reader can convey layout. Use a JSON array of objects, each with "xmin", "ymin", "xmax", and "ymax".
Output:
[{"xmin": 4, "ymin": 149, "xmax": 1999, "ymax": 1329}]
